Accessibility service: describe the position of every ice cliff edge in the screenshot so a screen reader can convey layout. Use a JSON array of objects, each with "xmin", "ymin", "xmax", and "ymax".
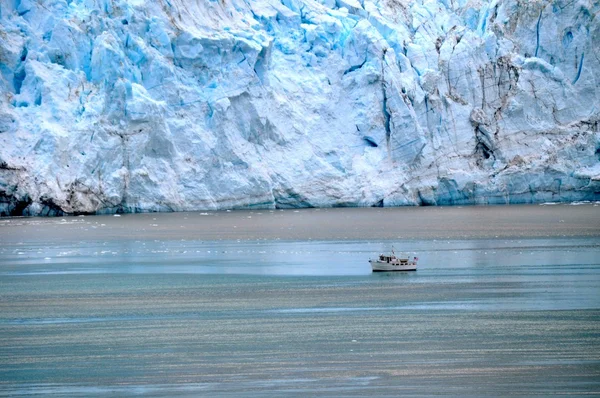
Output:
[{"xmin": 0, "ymin": 0, "xmax": 599, "ymax": 215}]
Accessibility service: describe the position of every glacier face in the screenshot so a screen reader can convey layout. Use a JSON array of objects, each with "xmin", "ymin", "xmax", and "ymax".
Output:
[{"xmin": 0, "ymin": 0, "xmax": 599, "ymax": 215}]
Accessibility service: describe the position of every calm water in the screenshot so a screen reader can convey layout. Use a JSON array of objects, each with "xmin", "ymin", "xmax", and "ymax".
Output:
[{"xmin": 0, "ymin": 206, "xmax": 599, "ymax": 396}]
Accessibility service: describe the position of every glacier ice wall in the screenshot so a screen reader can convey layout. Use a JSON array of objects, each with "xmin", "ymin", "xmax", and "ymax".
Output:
[{"xmin": 0, "ymin": 0, "xmax": 599, "ymax": 215}]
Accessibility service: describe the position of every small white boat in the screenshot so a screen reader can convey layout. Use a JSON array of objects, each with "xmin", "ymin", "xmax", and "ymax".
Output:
[{"xmin": 369, "ymin": 250, "xmax": 418, "ymax": 272}]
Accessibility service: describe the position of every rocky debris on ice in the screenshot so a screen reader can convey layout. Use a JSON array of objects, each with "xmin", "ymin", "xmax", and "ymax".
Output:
[{"xmin": 0, "ymin": 0, "xmax": 598, "ymax": 216}]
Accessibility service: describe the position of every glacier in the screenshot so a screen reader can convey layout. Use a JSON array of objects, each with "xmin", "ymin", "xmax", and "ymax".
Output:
[{"xmin": 0, "ymin": 0, "xmax": 598, "ymax": 216}]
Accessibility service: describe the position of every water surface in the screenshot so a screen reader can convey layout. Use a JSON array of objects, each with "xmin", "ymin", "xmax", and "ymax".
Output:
[{"xmin": 0, "ymin": 205, "xmax": 599, "ymax": 396}]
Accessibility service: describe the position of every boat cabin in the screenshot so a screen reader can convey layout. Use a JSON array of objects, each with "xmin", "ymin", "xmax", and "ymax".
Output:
[{"xmin": 378, "ymin": 255, "xmax": 409, "ymax": 264}]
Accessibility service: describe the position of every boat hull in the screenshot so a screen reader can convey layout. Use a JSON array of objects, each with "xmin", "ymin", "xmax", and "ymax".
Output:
[{"xmin": 369, "ymin": 260, "xmax": 417, "ymax": 272}]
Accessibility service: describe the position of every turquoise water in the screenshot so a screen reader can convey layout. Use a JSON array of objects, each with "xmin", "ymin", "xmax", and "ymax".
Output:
[{"xmin": 0, "ymin": 235, "xmax": 599, "ymax": 396}]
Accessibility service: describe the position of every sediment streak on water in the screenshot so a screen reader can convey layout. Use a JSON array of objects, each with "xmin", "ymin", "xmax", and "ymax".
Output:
[{"xmin": 0, "ymin": 205, "xmax": 599, "ymax": 396}]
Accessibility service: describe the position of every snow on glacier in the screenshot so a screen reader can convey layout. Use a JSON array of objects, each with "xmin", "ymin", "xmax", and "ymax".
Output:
[{"xmin": 0, "ymin": 0, "xmax": 598, "ymax": 215}]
